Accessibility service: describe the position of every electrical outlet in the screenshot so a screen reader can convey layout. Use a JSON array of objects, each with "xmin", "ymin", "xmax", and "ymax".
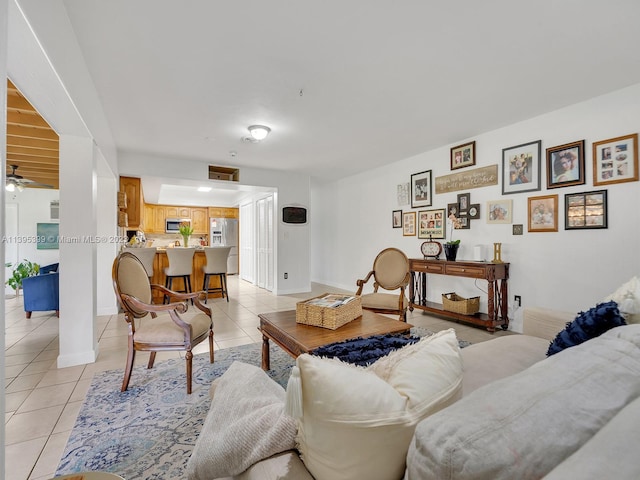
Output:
[
  {"xmin": 514, "ymin": 295, "xmax": 521, "ymax": 307},
  {"xmin": 284, "ymin": 272, "xmax": 288, "ymax": 279}
]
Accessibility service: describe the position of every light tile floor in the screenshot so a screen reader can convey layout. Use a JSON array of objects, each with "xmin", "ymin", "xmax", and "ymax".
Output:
[{"xmin": 5, "ymin": 277, "xmax": 512, "ymax": 479}]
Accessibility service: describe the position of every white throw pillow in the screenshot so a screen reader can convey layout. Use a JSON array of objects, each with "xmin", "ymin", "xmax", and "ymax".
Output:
[
  {"xmin": 290, "ymin": 328, "xmax": 463, "ymax": 480},
  {"xmin": 187, "ymin": 361, "xmax": 297, "ymax": 480},
  {"xmin": 604, "ymin": 276, "xmax": 640, "ymax": 323}
]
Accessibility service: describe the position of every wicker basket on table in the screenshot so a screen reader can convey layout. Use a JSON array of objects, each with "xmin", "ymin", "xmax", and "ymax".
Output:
[
  {"xmin": 442, "ymin": 292, "xmax": 480, "ymax": 315},
  {"xmin": 296, "ymin": 293, "xmax": 363, "ymax": 330}
]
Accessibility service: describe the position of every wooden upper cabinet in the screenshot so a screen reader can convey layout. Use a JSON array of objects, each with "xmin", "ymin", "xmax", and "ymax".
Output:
[
  {"xmin": 143, "ymin": 204, "xmax": 166, "ymax": 233},
  {"xmin": 191, "ymin": 207, "xmax": 208, "ymax": 234},
  {"xmin": 119, "ymin": 176, "xmax": 144, "ymax": 230},
  {"xmin": 208, "ymin": 207, "xmax": 238, "ymax": 218}
]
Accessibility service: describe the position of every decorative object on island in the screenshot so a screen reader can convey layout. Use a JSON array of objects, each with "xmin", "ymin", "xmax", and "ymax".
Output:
[
  {"xmin": 528, "ymin": 194, "xmax": 559, "ymax": 232},
  {"xmin": 179, "ymin": 222, "xmax": 194, "ymax": 247},
  {"xmin": 410, "ymin": 170, "xmax": 433, "ymax": 208},
  {"xmin": 487, "ymin": 199, "xmax": 513, "ymax": 224},
  {"xmin": 592, "ymin": 133, "xmax": 639, "ymax": 186},
  {"xmin": 502, "ymin": 140, "xmax": 542, "ymax": 195},
  {"xmin": 565, "ymin": 189, "xmax": 608, "ymax": 230},
  {"xmin": 444, "ymin": 213, "xmax": 462, "ymax": 261},
  {"xmin": 450, "ymin": 140, "xmax": 476, "ymax": 170},
  {"xmin": 492, "ymin": 243, "xmax": 503, "ymax": 263},
  {"xmin": 546, "ymin": 140, "xmax": 586, "ymax": 189},
  {"xmin": 418, "ymin": 208, "xmax": 445, "ymax": 239}
]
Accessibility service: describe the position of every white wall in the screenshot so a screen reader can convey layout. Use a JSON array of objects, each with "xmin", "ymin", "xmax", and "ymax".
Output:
[
  {"xmin": 5, "ymin": 189, "xmax": 60, "ymax": 275},
  {"xmin": 119, "ymin": 152, "xmax": 311, "ymax": 294},
  {"xmin": 312, "ymin": 83, "xmax": 640, "ymax": 331}
]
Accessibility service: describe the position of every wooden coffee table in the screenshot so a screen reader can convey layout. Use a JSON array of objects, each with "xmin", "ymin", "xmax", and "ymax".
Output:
[{"xmin": 258, "ymin": 309, "xmax": 413, "ymax": 370}]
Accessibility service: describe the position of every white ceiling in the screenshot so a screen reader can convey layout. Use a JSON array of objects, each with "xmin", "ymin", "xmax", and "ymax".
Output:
[{"xmin": 56, "ymin": 0, "xmax": 640, "ymax": 190}]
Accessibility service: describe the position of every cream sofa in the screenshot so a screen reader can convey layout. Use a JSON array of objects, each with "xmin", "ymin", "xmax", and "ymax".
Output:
[{"xmin": 203, "ymin": 307, "xmax": 640, "ymax": 480}]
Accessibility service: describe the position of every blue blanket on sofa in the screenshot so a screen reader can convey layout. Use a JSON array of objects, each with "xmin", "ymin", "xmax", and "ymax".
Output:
[{"xmin": 310, "ymin": 334, "xmax": 419, "ymax": 366}]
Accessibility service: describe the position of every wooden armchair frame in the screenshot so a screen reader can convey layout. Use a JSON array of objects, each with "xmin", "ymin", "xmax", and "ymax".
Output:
[
  {"xmin": 356, "ymin": 247, "xmax": 410, "ymax": 322},
  {"xmin": 112, "ymin": 252, "xmax": 214, "ymax": 394}
]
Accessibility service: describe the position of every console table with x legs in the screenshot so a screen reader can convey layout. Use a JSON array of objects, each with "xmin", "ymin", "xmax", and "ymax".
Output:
[{"xmin": 409, "ymin": 258, "xmax": 510, "ymax": 332}]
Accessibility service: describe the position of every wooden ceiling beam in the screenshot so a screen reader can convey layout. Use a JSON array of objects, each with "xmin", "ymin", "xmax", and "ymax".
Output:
[
  {"xmin": 7, "ymin": 124, "xmax": 59, "ymax": 141},
  {"xmin": 6, "ymin": 111, "xmax": 51, "ymax": 129},
  {"xmin": 7, "ymin": 156, "xmax": 59, "ymax": 168},
  {"xmin": 6, "ymin": 78, "xmax": 59, "ymax": 190},
  {"xmin": 7, "ymin": 134, "xmax": 58, "ymax": 150},
  {"xmin": 7, "ymin": 94, "xmax": 38, "ymax": 112},
  {"xmin": 7, "ymin": 146, "xmax": 58, "ymax": 158}
]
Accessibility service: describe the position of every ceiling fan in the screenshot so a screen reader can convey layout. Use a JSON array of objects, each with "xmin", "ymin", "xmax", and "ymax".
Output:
[{"xmin": 5, "ymin": 164, "xmax": 54, "ymax": 191}]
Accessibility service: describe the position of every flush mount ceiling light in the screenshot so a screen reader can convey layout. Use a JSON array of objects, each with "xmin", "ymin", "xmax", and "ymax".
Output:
[
  {"xmin": 197, "ymin": 186, "xmax": 212, "ymax": 192},
  {"xmin": 246, "ymin": 125, "xmax": 271, "ymax": 142}
]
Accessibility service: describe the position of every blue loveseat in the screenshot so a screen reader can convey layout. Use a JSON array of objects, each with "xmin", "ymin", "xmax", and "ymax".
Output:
[{"xmin": 22, "ymin": 263, "xmax": 59, "ymax": 318}]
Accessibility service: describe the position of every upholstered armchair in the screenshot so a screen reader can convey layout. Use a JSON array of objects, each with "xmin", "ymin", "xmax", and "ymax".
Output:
[
  {"xmin": 22, "ymin": 263, "xmax": 59, "ymax": 318},
  {"xmin": 112, "ymin": 252, "xmax": 214, "ymax": 394},
  {"xmin": 356, "ymin": 248, "xmax": 410, "ymax": 321}
]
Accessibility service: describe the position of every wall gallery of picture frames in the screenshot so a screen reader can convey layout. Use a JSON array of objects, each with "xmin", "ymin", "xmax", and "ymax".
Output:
[{"xmin": 391, "ymin": 132, "xmax": 636, "ymax": 235}]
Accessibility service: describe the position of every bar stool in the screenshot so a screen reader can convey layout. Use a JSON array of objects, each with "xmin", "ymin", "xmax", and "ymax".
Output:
[
  {"xmin": 164, "ymin": 247, "xmax": 196, "ymax": 303},
  {"xmin": 123, "ymin": 246, "xmax": 157, "ymax": 278},
  {"xmin": 202, "ymin": 246, "xmax": 232, "ymax": 303}
]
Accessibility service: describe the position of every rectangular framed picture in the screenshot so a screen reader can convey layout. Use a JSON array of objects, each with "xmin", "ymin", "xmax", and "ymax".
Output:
[
  {"xmin": 457, "ymin": 192, "xmax": 471, "ymax": 213},
  {"xmin": 528, "ymin": 194, "xmax": 558, "ymax": 232},
  {"xmin": 592, "ymin": 133, "xmax": 639, "ymax": 186},
  {"xmin": 487, "ymin": 199, "xmax": 513, "ymax": 224},
  {"xmin": 546, "ymin": 140, "xmax": 585, "ymax": 189},
  {"xmin": 450, "ymin": 141, "xmax": 476, "ymax": 170},
  {"xmin": 502, "ymin": 140, "xmax": 542, "ymax": 194},
  {"xmin": 403, "ymin": 211, "xmax": 416, "ymax": 236},
  {"xmin": 410, "ymin": 170, "xmax": 433, "ymax": 208},
  {"xmin": 565, "ymin": 190, "xmax": 608, "ymax": 230},
  {"xmin": 392, "ymin": 210, "xmax": 403, "ymax": 228},
  {"xmin": 418, "ymin": 208, "xmax": 445, "ymax": 239},
  {"xmin": 397, "ymin": 183, "xmax": 410, "ymax": 206},
  {"xmin": 36, "ymin": 223, "xmax": 59, "ymax": 250}
]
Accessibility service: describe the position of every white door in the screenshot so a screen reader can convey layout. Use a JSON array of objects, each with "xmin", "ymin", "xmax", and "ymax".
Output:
[
  {"xmin": 256, "ymin": 194, "xmax": 275, "ymax": 291},
  {"xmin": 264, "ymin": 195, "xmax": 274, "ymax": 291},
  {"xmin": 239, "ymin": 202, "xmax": 254, "ymax": 282}
]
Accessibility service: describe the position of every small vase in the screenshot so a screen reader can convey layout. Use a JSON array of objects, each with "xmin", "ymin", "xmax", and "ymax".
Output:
[
  {"xmin": 182, "ymin": 235, "xmax": 190, "ymax": 247},
  {"xmin": 444, "ymin": 243, "xmax": 459, "ymax": 261}
]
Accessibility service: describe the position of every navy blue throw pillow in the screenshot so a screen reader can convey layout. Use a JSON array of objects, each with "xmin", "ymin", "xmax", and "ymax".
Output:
[{"xmin": 547, "ymin": 301, "xmax": 626, "ymax": 356}]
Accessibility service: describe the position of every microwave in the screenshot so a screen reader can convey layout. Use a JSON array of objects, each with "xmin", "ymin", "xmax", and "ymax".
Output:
[{"xmin": 165, "ymin": 218, "xmax": 191, "ymax": 233}]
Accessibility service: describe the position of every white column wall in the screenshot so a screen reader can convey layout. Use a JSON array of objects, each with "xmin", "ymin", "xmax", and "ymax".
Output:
[
  {"xmin": 97, "ymin": 175, "xmax": 118, "ymax": 315},
  {"xmin": 1, "ymin": 0, "xmax": 8, "ymax": 472},
  {"xmin": 58, "ymin": 135, "xmax": 98, "ymax": 367}
]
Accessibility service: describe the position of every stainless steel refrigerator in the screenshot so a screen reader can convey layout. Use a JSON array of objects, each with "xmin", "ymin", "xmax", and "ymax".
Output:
[{"xmin": 210, "ymin": 218, "xmax": 239, "ymax": 274}]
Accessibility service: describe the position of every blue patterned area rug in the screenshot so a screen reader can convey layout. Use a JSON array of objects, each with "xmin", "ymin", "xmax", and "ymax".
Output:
[{"xmin": 56, "ymin": 327, "xmax": 469, "ymax": 479}]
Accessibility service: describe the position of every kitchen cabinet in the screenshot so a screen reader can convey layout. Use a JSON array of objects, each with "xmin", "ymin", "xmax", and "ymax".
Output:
[
  {"xmin": 191, "ymin": 207, "xmax": 208, "ymax": 234},
  {"xmin": 165, "ymin": 206, "xmax": 191, "ymax": 218},
  {"xmin": 119, "ymin": 176, "xmax": 144, "ymax": 230},
  {"xmin": 143, "ymin": 205, "xmax": 166, "ymax": 234},
  {"xmin": 208, "ymin": 207, "xmax": 238, "ymax": 218}
]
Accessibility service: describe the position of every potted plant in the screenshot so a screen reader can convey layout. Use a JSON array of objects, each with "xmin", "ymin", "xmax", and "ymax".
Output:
[
  {"xmin": 178, "ymin": 223, "xmax": 194, "ymax": 247},
  {"xmin": 5, "ymin": 260, "xmax": 40, "ymax": 297},
  {"xmin": 444, "ymin": 214, "xmax": 462, "ymax": 261}
]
